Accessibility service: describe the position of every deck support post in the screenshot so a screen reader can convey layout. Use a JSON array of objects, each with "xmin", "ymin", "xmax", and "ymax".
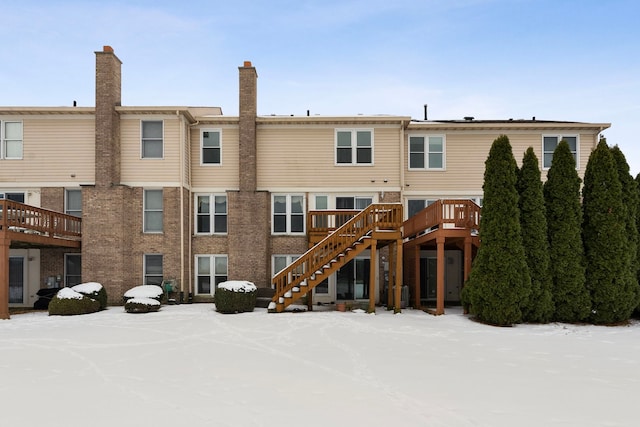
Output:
[
  {"xmin": 463, "ymin": 236, "xmax": 473, "ymax": 283},
  {"xmin": 394, "ymin": 238, "xmax": 403, "ymax": 314},
  {"xmin": 387, "ymin": 243, "xmax": 394, "ymax": 309},
  {"xmin": 368, "ymin": 239, "xmax": 377, "ymax": 313},
  {"xmin": 436, "ymin": 236, "xmax": 445, "ymax": 315},
  {"xmin": 413, "ymin": 244, "xmax": 421, "ymax": 309},
  {"xmin": 0, "ymin": 236, "xmax": 10, "ymax": 320}
]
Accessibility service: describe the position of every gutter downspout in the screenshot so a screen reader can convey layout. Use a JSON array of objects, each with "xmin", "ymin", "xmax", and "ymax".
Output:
[
  {"xmin": 399, "ymin": 120, "xmax": 406, "ymax": 217},
  {"xmin": 177, "ymin": 111, "xmax": 185, "ymax": 296}
]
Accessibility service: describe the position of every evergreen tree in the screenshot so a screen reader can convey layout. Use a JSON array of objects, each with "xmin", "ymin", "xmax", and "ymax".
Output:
[
  {"xmin": 637, "ymin": 172, "xmax": 640, "ymax": 310},
  {"xmin": 517, "ymin": 147, "xmax": 554, "ymax": 323},
  {"xmin": 610, "ymin": 146, "xmax": 640, "ymax": 313},
  {"xmin": 583, "ymin": 140, "xmax": 637, "ymax": 323},
  {"xmin": 462, "ymin": 135, "xmax": 531, "ymax": 325},
  {"xmin": 543, "ymin": 141, "xmax": 590, "ymax": 322}
]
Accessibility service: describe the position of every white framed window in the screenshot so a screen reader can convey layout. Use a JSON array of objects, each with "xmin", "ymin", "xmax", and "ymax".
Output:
[
  {"xmin": 1, "ymin": 121, "xmax": 23, "ymax": 159},
  {"xmin": 272, "ymin": 255, "xmax": 301, "ymax": 276},
  {"xmin": 335, "ymin": 129, "xmax": 373, "ymax": 165},
  {"xmin": 143, "ymin": 189, "xmax": 163, "ymax": 233},
  {"xmin": 195, "ymin": 255, "xmax": 228, "ymax": 295},
  {"xmin": 0, "ymin": 192, "xmax": 25, "ymax": 203},
  {"xmin": 64, "ymin": 253, "xmax": 82, "ymax": 287},
  {"xmin": 542, "ymin": 135, "xmax": 579, "ymax": 169},
  {"xmin": 195, "ymin": 194, "xmax": 227, "ymax": 234},
  {"xmin": 144, "ymin": 254, "xmax": 163, "ymax": 286},
  {"xmin": 314, "ymin": 195, "xmax": 328, "ymax": 210},
  {"xmin": 201, "ymin": 129, "xmax": 222, "ymax": 165},
  {"xmin": 65, "ymin": 189, "xmax": 82, "ymax": 217},
  {"xmin": 336, "ymin": 196, "xmax": 372, "ymax": 210},
  {"xmin": 409, "ymin": 135, "xmax": 445, "ymax": 170},
  {"xmin": 272, "ymin": 194, "xmax": 305, "ymax": 234},
  {"xmin": 141, "ymin": 120, "xmax": 163, "ymax": 159}
]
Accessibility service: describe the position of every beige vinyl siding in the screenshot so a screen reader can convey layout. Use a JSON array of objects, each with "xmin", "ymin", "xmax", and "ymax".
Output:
[
  {"xmin": 404, "ymin": 130, "xmax": 599, "ymax": 195},
  {"xmin": 0, "ymin": 117, "xmax": 95, "ymax": 184},
  {"xmin": 120, "ymin": 116, "xmax": 182, "ymax": 184},
  {"xmin": 256, "ymin": 125, "xmax": 401, "ymax": 189},
  {"xmin": 190, "ymin": 126, "xmax": 239, "ymax": 190}
]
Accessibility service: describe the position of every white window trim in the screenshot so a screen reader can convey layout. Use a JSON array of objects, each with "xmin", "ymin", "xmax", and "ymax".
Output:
[
  {"xmin": 334, "ymin": 128, "xmax": 374, "ymax": 166},
  {"xmin": 143, "ymin": 253, "xmax": 163, "ymax": 286},
  {"xmin": 194, "ymin": 254, "xmax": 228, "ymax": 296},
  {"xmin": 335, "ymin": 195, "xmax": 374, "ymax": 210},
  {"xmin": 65, "ymin": 188, "xmax": 82, "ymax": 217},
  {"xmin": 0, "ymin": 191, "xmax": 26, "ymax": 202},
  {"xmin": 408, "ymin": 134, "xmax": 446, "ymax": 171},
  {"xmin": 140, "ymin": 120, "xmax": 164, "ymax": 159},
  {"xmin": 272, "ymin": 254, "xmax": 301, "ymax": 277},
  {"xmin": 542, "ymin": 134, "xmax": 580, "ymax": 170},
  {"xmin": 64, "ymin": 253, "xmax": 82, "ymax": 287},
  {"xmin": 143, "ymin": 189, "xmax": 163, "ymax": 233},
  {"xmin": 194, "ymin": 193, "xmax": 228, "ymax": 235},
  {"xmin": 1, "ymin": 120, "xmax": 24, "ymax": 160},
  {"xmin": 200, "ymin": 128, "xmax": 222, "ymax": 166},
  {"xmin": 272, "ymin": 194, "xmax": 306, "ymax": 235}
]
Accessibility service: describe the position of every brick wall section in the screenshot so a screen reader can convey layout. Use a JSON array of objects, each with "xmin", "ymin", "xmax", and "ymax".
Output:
[
  {"xmin": 81, "ymin": 185, "xmax": 133, "ymax": 303},
  {"xmin": 227, "ymin": 190, "xmax": 270, "ymax": 287},
  {"xmin": 95, "ymin": 46, "xmax": 122, "ymax": 188},
  {"xmin": 40, "ymin": 187, "xmax": 64, "ymax": 212}
]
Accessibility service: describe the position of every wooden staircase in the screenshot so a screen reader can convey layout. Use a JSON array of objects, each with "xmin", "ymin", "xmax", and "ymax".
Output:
[{"xmin": 269, "ymin": 203, "xmax": 403, "ymax": 313}]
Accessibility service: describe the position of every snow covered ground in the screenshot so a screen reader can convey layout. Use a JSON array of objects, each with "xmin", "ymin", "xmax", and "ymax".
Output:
[{"xmin": 1, "ymin": 304, "xmax": 638, "ymax": 427}]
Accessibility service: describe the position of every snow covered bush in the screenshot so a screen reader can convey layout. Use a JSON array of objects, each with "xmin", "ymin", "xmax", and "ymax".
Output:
[
  {"xmin": 72, "ymin": 282, "xmax": 108, "ymax": 310},
  {"xmin": 123, "ymin": 285, "xmax": 164, "ymax": 304},
  {"xmin": 48, "ymin": 288, "xmax": 101, "ymax": 316},
  {"xmin": 124, "ymin": 297, "xmax": 161, "ymax": 313},
  {"xmin": 214, "ymin": 281, "xmax": 257, "ymax": 314}
]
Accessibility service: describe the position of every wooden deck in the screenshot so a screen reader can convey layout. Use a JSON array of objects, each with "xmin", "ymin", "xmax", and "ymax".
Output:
[
  {"xmin": 1, "ymin": 200, "xmax": 82, "ymax": 319},
  {"xmin": 402, "ymin": 200, "xmax": 481, "ymax": 315}
]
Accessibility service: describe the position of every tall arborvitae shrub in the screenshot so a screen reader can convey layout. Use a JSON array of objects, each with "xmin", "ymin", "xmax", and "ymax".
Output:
[
  {"xmin": 637, "ymin": 173, "xmax": 640, "ymax": 310},
  {"xmin": 610, "ymin": 146, "xmax": 640, "ymax": 313},
  {"xmin": 462, "ymin": 135, "xmax": 531, "ymax": 326},
  {"xmin": 543, "ymin": 141, "xmax": 590, "ymax": 322},
  {"xmin": 583, "ymin": 140, "xmax": 637, "ymax": 323},
  {"xmin": 517, "ymin": 147, "xmax": 554, "ymax": 323}
]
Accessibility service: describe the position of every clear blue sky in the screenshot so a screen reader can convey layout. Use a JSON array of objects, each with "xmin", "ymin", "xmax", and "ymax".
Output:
[{"xmin": 3, "ymin": 0, "xmax": 639, "ymax": 175}]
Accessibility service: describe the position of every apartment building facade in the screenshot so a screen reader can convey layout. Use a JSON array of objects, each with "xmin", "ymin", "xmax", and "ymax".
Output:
[{"xmin": 0, "ymin": 47, "xmax": 609, "ymax": 316}]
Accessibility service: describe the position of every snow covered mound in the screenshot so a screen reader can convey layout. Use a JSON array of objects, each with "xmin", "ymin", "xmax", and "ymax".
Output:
[
  {"xmin": 71, "ymin": 282, "xmax": 103, "ymax": 294},
  {"xmin": 217, "ymin": 280, "xmax": 257, "ymax": 293},
  {"xmin": 56, "ymin": 287, "xmax": 84, "ymax": 300},
  {"xmin": 124, "ymin": 285, "xmax": 164, "ymax": 299}
]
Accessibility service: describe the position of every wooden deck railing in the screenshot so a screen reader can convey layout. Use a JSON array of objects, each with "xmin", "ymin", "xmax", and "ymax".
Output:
[
  {"xmin": 403, "ymin": 199, "xmax": 480, "ymax": 239},
  {"xmin": 307, "ymin": 209, "xmax": 359, "ymax": 242},
  {"xmin": 272, "ymin": 203, "xmax": 403, "ymax": 304},
  {"xmin": 0, "ymin": 200, "xmax": 82, "ymax": 240}
]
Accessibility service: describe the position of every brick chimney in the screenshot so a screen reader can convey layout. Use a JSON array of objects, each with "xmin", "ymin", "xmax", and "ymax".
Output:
[
  {"xmin": 227, "ymin": 61, "xmax": 270, "ymax": 287},
  {"xmin": 238, "ymin": 61, "xmax": 257, "ymax": 192},
  {"xmin": 94, "ymin": 45, "xmax": 122, "ymax": 187}
]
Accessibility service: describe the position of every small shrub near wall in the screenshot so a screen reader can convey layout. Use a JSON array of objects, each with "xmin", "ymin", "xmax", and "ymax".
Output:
[
  {"xmin": 72, "ymin": 282, "xmax": 108, "ymax": 309},
  {"xmin": 49, "ymin": 288, "xmax": 101, "ymax": 316},
  {"xmin": 124, "ymin": 298, "xmax": 161, "ymax": 313},
  {"xmin": 123, "ymin": 285, "xmax": 164, "ymax": 304},
  {"xmin": 215, "ymin": 281, "xmax": 257, "ymax": 314}
]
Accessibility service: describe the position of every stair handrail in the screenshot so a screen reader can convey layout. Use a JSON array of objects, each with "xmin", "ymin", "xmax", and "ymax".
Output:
[{"xmin": 271, "ymin": 203, "xmax": 402, "ymax": 300}]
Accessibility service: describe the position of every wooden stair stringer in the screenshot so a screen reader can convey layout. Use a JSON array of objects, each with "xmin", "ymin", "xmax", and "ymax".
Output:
[{"xmin": 270, "ymin": 235, "xmax": 372, "ymax": 312}]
